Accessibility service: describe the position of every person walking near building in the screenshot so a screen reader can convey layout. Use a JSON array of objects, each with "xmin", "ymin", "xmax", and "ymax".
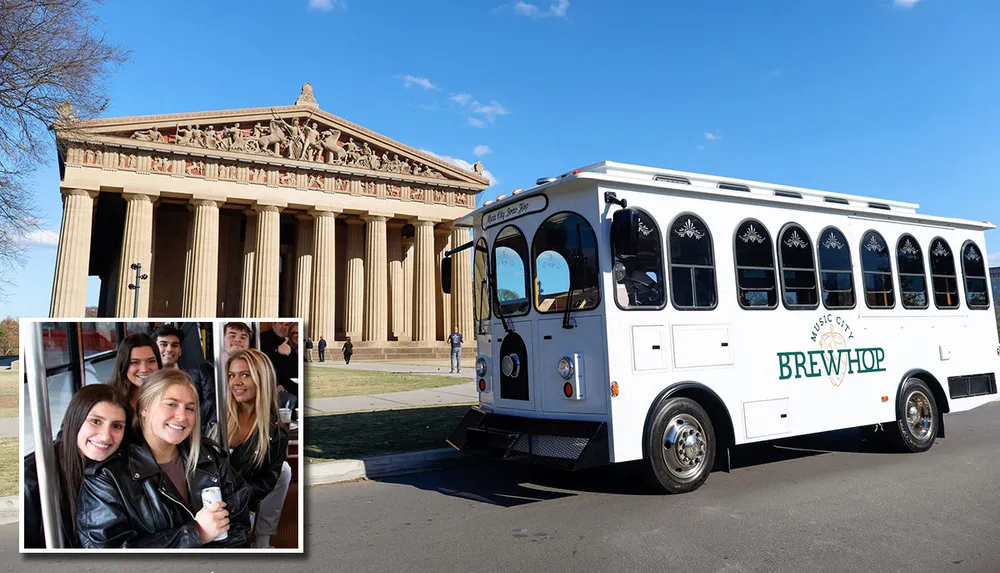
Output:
[
  {"xmin": 448, "ymin": 326, "xmax": 463, "ymax": 373},
  {"xmin": 317, "ymin": 336, "xmax": 327, "ymax": 362},
  {"xmin": 304, "ymin": 337, "xmax": 314, "ymax": 362},
  {"xmin": 342, "ymin": 337, "xmax": 353, "ymax": 365}
]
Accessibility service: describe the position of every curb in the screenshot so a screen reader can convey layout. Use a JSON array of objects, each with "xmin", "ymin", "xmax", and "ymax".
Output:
[
  {"xmin": 306, "ymin": 448, "xmax": 476, "ymax": 486},
  {"xmin": 0, "ymin": 495, "xmax": 17, "ymax": 526}
]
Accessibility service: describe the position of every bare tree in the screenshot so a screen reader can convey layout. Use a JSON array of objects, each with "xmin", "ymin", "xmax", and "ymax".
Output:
[{"xmin": 0, "ymin": 0, "xmax": 128, "ymax": 292}]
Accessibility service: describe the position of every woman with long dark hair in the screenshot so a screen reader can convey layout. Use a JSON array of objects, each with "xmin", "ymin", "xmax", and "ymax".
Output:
[
  {"xmin": 225, "ymin": 348, "xmax": 291, "ymax": 548},
  {"xmin": 76, "ymin": 368, "xmax": 252, "ymax": 548},
  {"xmin": 107, "ymin": 333, "xmax": 162, "ymax": 408},
  {"xmin": 23, "ymin": 384, "xmax": 130, "ymax": 548}
]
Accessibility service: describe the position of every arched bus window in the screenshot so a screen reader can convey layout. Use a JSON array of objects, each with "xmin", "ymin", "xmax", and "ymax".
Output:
[
  {"xmin": 817, "ymin": 227, "xmax": 855, "ymax": 309},
  {"xmin": 492, "ymin": 225, "xmax": 531, "ymax": 317},
  {"xmin": 896, "ymin": 234, "xmax": 928, "ymax": 309},
  {"xmin": 532, "ymin": 212, "xmax": 601, "ymax": 313},
  {"xmin": 611, "ymin": 208, "xmax": 665, "ymax": 309},
  {"xmin": 777, "ymin": 224, "xmax": 819, "ymax": 309},
  {"xmin": 473, "ymin": 237, "xmax": 491, "ymax": 333},
  {"xmin": 929, "ymin": 237, "xmax": 959, "ymax": 309},
  {"xmin": 961, "ymin": 241, "xmax": 990, "ymax": 309},
  {"xmin": 860, "ymin": 231, "xmax": 895, "ymax": 309},
  {"xmin": 733, "ymin": 219, "xmax": 776, "ymax": 309},
  {"xmin": 668, "ymin": 214, "xmax": 716, "ymax": 309}
]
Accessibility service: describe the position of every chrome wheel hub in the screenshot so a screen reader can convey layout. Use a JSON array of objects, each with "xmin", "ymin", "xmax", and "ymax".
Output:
[
  {"xmin": 662, "ymin": 414, "xmax": 707, "ymax": 479},
  {"xmin": 905, "ymin": 390, "xmax": 933, "ymax": 441}
]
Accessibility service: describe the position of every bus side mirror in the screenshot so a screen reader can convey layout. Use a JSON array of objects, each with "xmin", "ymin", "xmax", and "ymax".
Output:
[
  {"xmin": 441, "ymin": 257, "xmax": 453, "ymax": 294},
  {"xmin": 611, "ymin": 208, "xmax": 640, "ymax": 258}
]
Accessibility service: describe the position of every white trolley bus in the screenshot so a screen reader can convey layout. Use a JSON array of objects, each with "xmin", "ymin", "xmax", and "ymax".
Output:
[{"xmin": 443, "ymin": 161, "xmax": 999, "ymax": 494}]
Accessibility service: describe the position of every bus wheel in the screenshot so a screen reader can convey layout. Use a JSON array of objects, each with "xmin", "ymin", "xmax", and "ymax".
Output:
[
  {"xmin": 890, "ymin": 378, "xmax": 938, "ymax": 453},
  {"xmin": 643, "ymin": 398, "xmax": 716, "ymax": 494}
]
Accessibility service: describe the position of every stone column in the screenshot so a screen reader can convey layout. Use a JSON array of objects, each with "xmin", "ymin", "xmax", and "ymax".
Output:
[
  {"xmin": 49, "ymin": 189, "xmax": 98, "ymax": 317},
  {"xmin": 181, "ymin": 200, "xmax": 220, "ymax": 317},
  {"xmin": 435, "ymin": 228, "xmax": 452, "ymax": 340},
  {"xmin": 294, "ymin": 214, "xmax": 314, "ymax": 326},
  {"xmin": 252, "ymin": 204, "xmax": 281, "ymax": 317},
  {"xmin": 412, "ymin": 219, "xmax": 437, "ymax": 343},
  {"xmin": 362, "ymin": 215, "xmax": 388, "ymax": 342},
  {"xmin": 240, "ymin": 210, "xmax": 258, "ymax": 317},
  {"xmin": 309, "ymin": 209, "xmax": 338, "ymax": 342},
  {"xmin": 344, "ymin": 218, "xmax": 365, "ymax": 340},
  {"xmin": 401, "ymin": 236, "xmax": 414, "ymax": 341},
  {"xmin": 387, "ymin": 222, "xmax": 405, "ymax": 340},
  {"xmin": 450, "ymin": 227, "xmax": 473, "ymax": 340},
  {"xmin": 114, "ymin": 192, "xmax": 155, "ymax": 318}
]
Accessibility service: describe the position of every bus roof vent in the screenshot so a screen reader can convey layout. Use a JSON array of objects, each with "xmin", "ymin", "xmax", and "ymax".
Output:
[
  {"xmin": 718, "ymin": 182, "xmax": 750, "ymax": 192},
  {"xmin": 536, "ymin": 177, "xmax": 557, "ymax": 186},
  {"xmin": 868, "ymin": 202, "xmax": 891, "ymax": 211},
  {"xmin": 653, "ymin": 174, "xmax": 691, "ymax": 185},
  {"xmin": 774, "ymin": 190, "xmax": 802, "ymax": 199},
  {"xmin": 824, "ymin": 197, "xmax": 850, "ymax": 205}
]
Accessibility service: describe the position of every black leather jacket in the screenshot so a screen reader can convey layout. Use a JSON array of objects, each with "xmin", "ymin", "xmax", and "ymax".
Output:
[
  {"xmin": 76, "ymin": 438, "xmax": 252, "ymax": 548},
  {"xmin": 185, "ymin": 362, "xmax": 219, "ymax": 437},
  {"xmin": 22, "ymin": 450, "xmax": 87, "ymax": 548},
  {"xmin": 229, "ymin": 417, "xmax": 290, "ymax": 507}
]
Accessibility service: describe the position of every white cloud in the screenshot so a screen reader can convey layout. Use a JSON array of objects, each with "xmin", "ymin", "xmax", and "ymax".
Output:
[
  {"xmin": 509, "ymin": 0, "xmax": 569, "ymax": 19},
  {"xmin": 467, "ymin": 117, "xmax": 486, "ymax": 128},
  {"xmin": 421, "ymin": 149, "xmax": 499, "ymax": 186},
  {"xmin": 473, "ymin": 145, "xmax": 492, "ymax": 157},
  {"xmin": 472, "ymin": 100, "xmax": 509, "ymax": 121},
  {"xmin": 704, "ymin": 132, "xmax": 721, "ymax": 141},
  {"xmin": 23, "ymin": 229, "xmax": 59, "ymax": 247},
  {"xmin": 989, "ymin": 252, "xmax": 1000, "ymax": 267},
  {"xmin": 308, "ymin": 0, "xmax": 345, "ymax": 10},
  {"xmin": 893, "ymin": 0, "xmax": 919, "ymax": 7},
  {"xmin": 451, "ymin": 93, "xmax": 473, "ymax": 106},
  {"xmin": 401, "ymin": 74, "xmax": 438, "ymax": 90}
]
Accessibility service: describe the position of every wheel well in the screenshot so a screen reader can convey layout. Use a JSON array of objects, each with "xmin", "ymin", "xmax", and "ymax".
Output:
[
  {"xmin": 900, "ymin": 369, "xmax": 950, "ymax": 414},
  {"xmin": 646, "ymin": 383, "xmax": 736, "ymax": 449}
]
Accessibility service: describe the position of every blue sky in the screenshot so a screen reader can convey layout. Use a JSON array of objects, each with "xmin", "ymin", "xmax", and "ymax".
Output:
[{"xmin": 5, "ymin": 0, "xmax": 999, "ymax": 318}]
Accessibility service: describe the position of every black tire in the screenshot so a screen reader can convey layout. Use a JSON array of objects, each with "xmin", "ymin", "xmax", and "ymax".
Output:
[
  {"xmin": 889, "ymin": 378, "xmax": 938, "ymax": 453},
  {"xmin": 642, "ymin": 397, "xmax": 716, "ymax": 494}
]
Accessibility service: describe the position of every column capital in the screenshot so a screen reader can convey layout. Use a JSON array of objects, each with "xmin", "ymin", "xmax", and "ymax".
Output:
[
  {"xmin": 122, "ymin": 192, "xmax": 155, "ymax": 203},
  {"xmin": 61, "ymin": 188, "xmax": 99, "ymax": 199},
  {"xmin": 361, "ymin": 214, "xmax": 388, "ymax": 224},
  {"xmin": 411, "ymin": 218, "xmax": 436, "ymax": 228},
  {"xmin": 252, "ymin": 203, "xmax": 281, "ymax": 214},
  {"xmin": 309, "ymin": 207, "xmax": 342, "ymax": 219},
  {"xmin": 190, "ymin": 199, "xmax": 221, "ymax": 209}
]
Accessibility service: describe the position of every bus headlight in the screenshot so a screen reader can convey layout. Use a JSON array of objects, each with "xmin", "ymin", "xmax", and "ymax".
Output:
[
  {"xmin": 557, "ymin": 356, "xmax": 574, "ymax": 380},
  {"xmin": 476, "ymin": 356, "xmax": 487, "ymax": 378}
]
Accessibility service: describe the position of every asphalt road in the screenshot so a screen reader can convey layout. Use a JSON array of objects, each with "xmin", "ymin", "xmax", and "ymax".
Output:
[{"xmin": 4, "ymin": 402, "xmax": 1000, "ymax": 573}]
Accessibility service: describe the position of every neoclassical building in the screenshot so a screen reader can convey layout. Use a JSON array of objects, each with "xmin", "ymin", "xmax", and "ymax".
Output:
[{"xmin": 48, "ymin": 84, "xmax": 486, "ymax": 349}]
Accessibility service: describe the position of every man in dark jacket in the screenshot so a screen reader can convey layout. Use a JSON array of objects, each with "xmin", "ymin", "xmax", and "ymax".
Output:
[
  {"xmin": 260, "ymin": 322, "xmax": 299, "ymax": 399},
  {"xmin": 186, "ymin": 322, "xmax": 253, "ymax": 439},
  {"xmin": 318, "ymin": 336, "xmax": 327, "ymax": 362}
]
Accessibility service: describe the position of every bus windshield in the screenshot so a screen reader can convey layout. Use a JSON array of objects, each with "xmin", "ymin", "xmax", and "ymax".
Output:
[{"xmin": 531, "ymin": 212, "xmax": 601, "ymax": 314}]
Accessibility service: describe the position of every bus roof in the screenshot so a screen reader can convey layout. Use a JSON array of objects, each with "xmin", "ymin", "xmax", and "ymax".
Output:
[{"xmin": 457, "ymin": 160, "xmax": 995, "ymax": 232}]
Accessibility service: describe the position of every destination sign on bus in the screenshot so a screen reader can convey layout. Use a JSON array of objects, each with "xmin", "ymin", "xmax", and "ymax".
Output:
[{"xmin": 482, "ymin": 195, "xmax": 547, "ymax": 230}]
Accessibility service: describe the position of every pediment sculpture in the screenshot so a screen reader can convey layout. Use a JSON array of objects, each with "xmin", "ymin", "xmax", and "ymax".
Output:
[{"xmin": 124, "ymin": 119, "xmax": 449, "ymax": 179}]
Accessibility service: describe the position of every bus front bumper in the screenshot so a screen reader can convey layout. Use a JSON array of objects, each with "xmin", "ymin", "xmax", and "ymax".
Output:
[{"xmin": 446, "ymin": 407, "xmax": 609, "ymax": 471}]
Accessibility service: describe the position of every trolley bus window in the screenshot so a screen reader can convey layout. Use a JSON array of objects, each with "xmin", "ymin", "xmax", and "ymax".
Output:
[
  {"xmin": 611, "ymin": 208, "xmax": 665, "ymax": 309},
  {"xmin": 817, "ymin": 227, "xmax": 855, "ymax": 309},
  {"xmin": 669, "ymin": 214, "xmax": 717, "ymax": 309},
  {"xmin": 778, "ymin": 224, "xmax": 819, "ymax": 308},
  {"xmin": 861, "ymin": 231, "xmax": 895, "ymax": 309},
  {"xmin": 492, "ymin": 225, "xmax": 531, "ymax": 317},
  {"xmin": 532, "ymin": 212, "xmax": 601, "ymax": 313},
  {"xmin": 897, "ymin": 235, "xmax": 928, "ymax": 309},
  {"xmin": 961, "ymin": 241, "xmax": 990, "ymax": 309},
  {"xmin": 930, "ymin": 237, "xmax": 959, "ymax": 309},
  {"xmin": 734, "ymin": 219, "xmax": 777, "ymax": 309},
  {"xmin": 473, "ymin": 238, "xmax": 491, "ymax": 333}
]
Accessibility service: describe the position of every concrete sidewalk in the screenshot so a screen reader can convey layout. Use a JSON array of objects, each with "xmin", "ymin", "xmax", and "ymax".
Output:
[
  {"xmin": 306, "ymin": 381, "xmax": 477, "ymax": 414},
  {"xmin": 0, "ymin": 418, "xmax": 16, "ymax": 439},
  {"xmin": 306, "ymin": 359, "xmax": 475, "ymax": 378}
]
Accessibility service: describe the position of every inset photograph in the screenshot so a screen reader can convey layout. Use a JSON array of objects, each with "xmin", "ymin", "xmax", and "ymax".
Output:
[{"xmin": 19, "ymin": 319, "xmax": 303, "ymax": 552}]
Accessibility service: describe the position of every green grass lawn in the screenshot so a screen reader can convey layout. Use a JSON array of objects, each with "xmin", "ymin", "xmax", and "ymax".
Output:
[
  {"xmin": 0, "ymin": 370, "xmax": 18, "ymax": 419},
  {"xmin": 305, "ymin": 367, "xmax": 466, "ymax": 399},
  {"xmin": 303, "ymin": 404, "xmax": 471, "ymax": 461},
  {"xmin": 0, "ymin": 437, "xmax": 17, "ymax": 496}
]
